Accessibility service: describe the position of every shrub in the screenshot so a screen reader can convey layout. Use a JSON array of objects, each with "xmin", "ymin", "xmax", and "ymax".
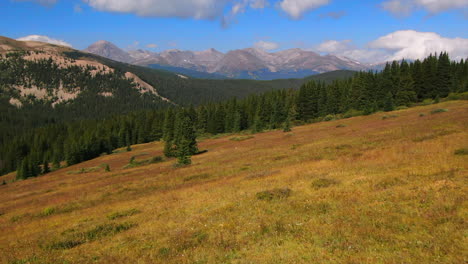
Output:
[
  {"xmin": 2, "ymin": 180, "xmax": 6, "ymax": 185},
  {"xmin": 230, "ymin": 135, "xmax": 254, "ymax": 141},
  {"xmin": 454, "ymin": 148, "xmax": 468, "ymax": 155},
  {"xmin": 395, "ymin": 106, "xmax": 408, "ymax": 110},
  {"xmin": 336, "ymin": 124, "xmax": 347, "ymax": 128},
  {"xmin": 447, "ymin": 92, "xmax": 468, "ymax": 101},
  {"xmin": 311, "ymin": 178, "xmax": 339, "ymax": 189},
  {"xmin": 39, "ymin": 207, "xmax": 56, "ymax": 217},
  {"xmin": 382, "ymin": 115, "xmax": 398, "ymax": 120},
  {"xmin": 419, "ymin": 113, "xmax": 426, "ymax": 117},
  {"xmin": 256, "ymin": 188, "xmax": 291, "ymax": 201},
  {"xmin": 150, "ymin": 156, "xmax": 164, "ymax": 163},
  {"xmin": 343, "ymin": 109, "xmax": 364, "ymax": 119},
  {"xmin": 103, "ymin": 164, "xmax": 110, "ymax": 172},
  {"xmin": 430, "ymin": 108, "xmax": 448, "ymax": 114},
  {"xmin": 323, "ymin": 115, "xmax": 335, "ymax": 122},
  {"xmin": 421, "ymin": 99, "xmax": 434, "ymax": 105}
]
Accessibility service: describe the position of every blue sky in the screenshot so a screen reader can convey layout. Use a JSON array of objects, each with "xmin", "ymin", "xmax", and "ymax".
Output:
[{"xmin": 1, "ymin": 0, "xmax": 467, "ymax": 62}]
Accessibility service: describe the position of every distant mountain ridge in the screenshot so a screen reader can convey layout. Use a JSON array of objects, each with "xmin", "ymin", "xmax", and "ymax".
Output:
[{"xmin": 84, "ymin": 40, "xmax": 367, "ymax": 80}]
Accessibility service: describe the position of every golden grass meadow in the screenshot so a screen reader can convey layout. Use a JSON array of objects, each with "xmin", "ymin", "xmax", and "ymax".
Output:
[{"xmin": 1, "ymin": 100, "xmax": 467, "ymax": 264}]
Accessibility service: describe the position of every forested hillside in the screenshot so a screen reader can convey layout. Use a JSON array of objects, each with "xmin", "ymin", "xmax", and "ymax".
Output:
[{"xmin": 2, "ymin": 52, "xmax": 466, "ymax": 177}]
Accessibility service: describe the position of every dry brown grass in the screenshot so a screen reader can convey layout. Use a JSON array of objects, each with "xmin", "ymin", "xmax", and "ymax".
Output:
[{"xmin": 1, "ymin": 101, "xmax": 467, "ymax": 264}]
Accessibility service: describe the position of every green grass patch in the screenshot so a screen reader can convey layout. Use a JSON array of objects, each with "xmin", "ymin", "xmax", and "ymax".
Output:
[
  {"xmin": 124, "ymin": 155, "xmax": 165, "ymax": 169},
  {"xmin": 107, "ymin": 209, "xmax": 141, "ymax": 220},
  {"xmin": 230, "ymin": 135, "xmax": 254, "ymax": 141},
  {"xmin": 382, "ymin": 115, "xmax": 398, "ymax": 120},
  {"xmin": 311, "ymin": 178, "xmax": 339, "ymax": 189},
  {"xmin": 256, "ymin": 188, "xmax": 291, "ymax": 201},
  {"xmin": 454, "ymin": 148, "xmax": 468, "ymax": 155},
  {"xmin": 46, "ymin": 222, "xmax": 135, "ymax": 250},
  {"xmin": 67, "ymin": 166, "xmax": 101, "ymax": 174},
  {"xmin": 430, "ymin": 108, "xmax": 448, "ymax": 114}
]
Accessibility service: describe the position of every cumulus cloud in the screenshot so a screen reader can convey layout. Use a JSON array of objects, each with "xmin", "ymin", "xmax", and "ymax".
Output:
[
  {"xmin": 382, "ymin": 0, "xmax": 468, "ymax": 16},
  {"xmin": 17, "ymin": 35, "xmax": 72, "ymax": 47},
  {"xmin": 254, "ymin": 40, "xmax": 280, "ymax": 50},
  {"xmin": 315, "ymin": 30, "xmax": 468, "ymax": 63},
  {"xmin": 279, "ymin": 0, "xmax": 330, "ymax": 19},
  {"xmin": 146, "ymin": 43, "xmax": 158, "ymax": 49},
  {"xmin": 369, "ymin": 30, "xmax": 468, "ymax": 61}
]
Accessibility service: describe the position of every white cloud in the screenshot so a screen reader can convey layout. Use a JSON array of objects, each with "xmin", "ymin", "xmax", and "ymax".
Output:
[
  {"xmin": 279, "ymin": 0, "xmax": 330, "ymax": 19},
  {"xmin": 316, "ymin": 39, "xmax": 353, "ymax": 53},
  {"xmin": 369, "ymin": 30, "xmax": 468, "ymax": 61},
  {"xmin": 223, "ymin": 0, "xmax": 268, "ymax": 27},
  {"xmin": 382, "ymin": 0, "xmax": 468, "ymax": 16},
  {"xmin": 83, "ymin": 0, "xmax": 230, "ymax": 19},
  {"xmin": 17, "ymin": 35, "xmax": 72, "ymax": 47},
  {"xmin": 254, "ymin": 40, "xmax": 280, "ymax": 50},
  {"xmin": 315, "ymin": 30, "xmax": 468, "ymax": 63},
  {"xmin": 146, "ymin": 43, "xmax": 158, "ymax": 49}
]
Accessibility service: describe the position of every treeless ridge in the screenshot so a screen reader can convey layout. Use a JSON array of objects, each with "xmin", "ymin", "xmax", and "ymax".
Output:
[{"xmin": 0, "ymin": 101, "xmax": 467, "ymax": 263}]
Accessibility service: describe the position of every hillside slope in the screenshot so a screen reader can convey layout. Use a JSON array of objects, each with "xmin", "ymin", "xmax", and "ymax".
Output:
[{"xmin": 1, "ymin": 101, "xmax": 467, "ymax": 263}]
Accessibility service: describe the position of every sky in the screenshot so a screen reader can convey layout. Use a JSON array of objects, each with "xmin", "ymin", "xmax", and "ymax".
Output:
[{"xmin": 1, "ymin": 0, "xmax": 467, "ymax": 63}]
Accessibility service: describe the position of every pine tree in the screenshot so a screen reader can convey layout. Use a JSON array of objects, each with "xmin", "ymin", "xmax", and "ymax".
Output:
[
  {"xmin": 383, "ymin": 92, "xmax": 395, "ymax": 112},
  {"xmin": 174, "ymin": 111, "xmax": 198, "ymax": 165},
  {"xmin": 42, "ymin": 160, "xmax": 50, "ymax": 174}
]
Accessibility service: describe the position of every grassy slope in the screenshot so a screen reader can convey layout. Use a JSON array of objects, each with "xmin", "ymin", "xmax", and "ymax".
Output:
[{"xmin": 1, "ymin": 101, "xmax": 467, "ymax": 264}]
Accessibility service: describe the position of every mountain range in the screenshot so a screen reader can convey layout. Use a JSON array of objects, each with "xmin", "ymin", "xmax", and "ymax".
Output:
[{"xmin": 84, "ymin": 40, "xmax": 366, "ymax": 80}]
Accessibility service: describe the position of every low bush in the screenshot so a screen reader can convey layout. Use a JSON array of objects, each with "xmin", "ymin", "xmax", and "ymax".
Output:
[
  {"xmin": 454, "ymin": 148, "xmax": 468, "ymax": 155},
  {"xmin": 343, "ymin": 109, "xmax": 364, "ymax": 119},
  {"xmin": 230, "ymin": 135, "xmax": 254, "ymax": 141},
  {"xmin": 336, "ymin": 124, "xmax": 347, "ymax": 128},
  {"xmin": 395, "ymin": 106, "xmax": 408, "ymax": 110},
  {"xmin": 446, "ymin": 92, "xmax": 468, "ymax": 101},
  {"xmin": 47, "ymin": 222, "xmax": 135, "ymax": 250},
  {"xmin": 67, "ymin": 166, "xmax": 101, "ymax": 174},
  {"xmin": 39, "ymin": 207, "xmax": 56, "ymax": 217},
  {"xmin": 430, "ymin": 108, "xmax": 448, "ymax": 114},
  {"xmin": 323, "ymin": 115, "xmax": 335, "ymax": 122},
  {"xmin": 419, "ymin": 113, "xmax": 426, "ymax": 117},
  {"xmin": 124, "ymin": 156, "xmax": 164, "ymax": 168},
  {"xmin": 256, "ymin": 188, "xmax": 291, "ymax": 201},
  {"xmin": 311, "ymin": 178, "xmax": 339, "ymax": 189},
  {"xmin": 382, "ymin": 115, "xmax": 398, "ymax": 120}
]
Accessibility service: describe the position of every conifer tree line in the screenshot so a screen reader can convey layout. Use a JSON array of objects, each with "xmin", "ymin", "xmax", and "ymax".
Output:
[{"xmin": 1, "ymin": 52, "xmax": 467, "ymax": 179}]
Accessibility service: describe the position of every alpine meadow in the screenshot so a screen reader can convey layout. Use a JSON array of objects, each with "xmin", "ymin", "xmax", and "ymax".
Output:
[{"xmin": 1, "ymin": 0, "xmax": 467, "ymax": 263}]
